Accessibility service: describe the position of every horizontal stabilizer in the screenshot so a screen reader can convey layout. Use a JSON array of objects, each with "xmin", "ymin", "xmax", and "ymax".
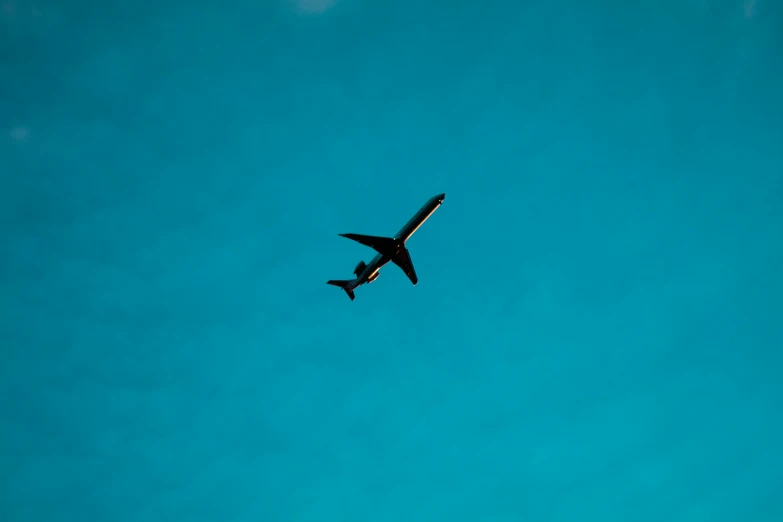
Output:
[{"xmin": 327, "ymin": 279, "xmax": 356, "ymax": 301}]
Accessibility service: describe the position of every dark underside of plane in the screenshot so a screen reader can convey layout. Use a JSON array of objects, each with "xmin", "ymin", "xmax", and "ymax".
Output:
[{"xmin": 327, "ymin": 193, "xmax": 445, "ymax": 301}]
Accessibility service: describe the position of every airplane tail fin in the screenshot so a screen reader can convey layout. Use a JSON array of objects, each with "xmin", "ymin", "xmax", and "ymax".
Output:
[{"xmin": 327, "ymin": 279, "xmax": 357, "ymax": 301}]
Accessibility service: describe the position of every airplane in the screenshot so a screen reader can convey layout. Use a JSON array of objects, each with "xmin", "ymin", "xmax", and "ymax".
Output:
[{"xmin": 327, "ymin": 193, "xmax": 446, "ymax": 300}]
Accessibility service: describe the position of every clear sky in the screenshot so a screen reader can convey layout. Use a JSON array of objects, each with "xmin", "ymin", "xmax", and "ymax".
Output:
[{"xmin": 2, "ymin": 1, "xmax": 782, "ymax": 521}]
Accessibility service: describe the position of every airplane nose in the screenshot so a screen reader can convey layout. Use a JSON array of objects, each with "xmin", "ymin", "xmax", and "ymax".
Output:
[{"xmin": 438, "ymin": 193, "xmax": 446, "ymax": 202}]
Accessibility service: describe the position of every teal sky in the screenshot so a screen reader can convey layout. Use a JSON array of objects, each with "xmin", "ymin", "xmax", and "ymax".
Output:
[{"xmin": 2, "ymin": 1, "xmax": 782, "ymax": 520}]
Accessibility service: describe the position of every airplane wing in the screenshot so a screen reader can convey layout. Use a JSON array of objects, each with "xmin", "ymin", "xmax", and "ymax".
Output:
[
  {"xmin": 339, "ymin": 233, "xmax": 397, "ymax": 256},
  {"xmin": 392, "ymin": 246, "xmax": 418, "ymax": 286},
  {"xmin": 340, "ymin": 233, "xmax": 418, "ymax": 285}
]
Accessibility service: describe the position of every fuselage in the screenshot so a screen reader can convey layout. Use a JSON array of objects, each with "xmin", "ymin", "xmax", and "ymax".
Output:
[
  {"xmin": 354, "ymin": 193, "xmax": 445, "ymax": 285},
  {"xmin": 394, "ymin": 193, "xmax": 446, "ymax": 242},
  {"xmin": 356, "ymin": 252, "xmax": 390, "ymax": 284}
]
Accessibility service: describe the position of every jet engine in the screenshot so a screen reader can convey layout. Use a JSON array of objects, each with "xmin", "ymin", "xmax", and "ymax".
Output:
[
  {"xmin": 367, "ymin": 272, "xmax": 379, "ymax": 283},
  {"xmin": 354, "ymin": 261, "xmax": 366, "ymax": 276}
]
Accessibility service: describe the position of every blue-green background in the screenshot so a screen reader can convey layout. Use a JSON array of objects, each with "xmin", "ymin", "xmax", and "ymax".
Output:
[{"xmin": 2, "ymin": 1, "xmax": 782, "ymax": 520}]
